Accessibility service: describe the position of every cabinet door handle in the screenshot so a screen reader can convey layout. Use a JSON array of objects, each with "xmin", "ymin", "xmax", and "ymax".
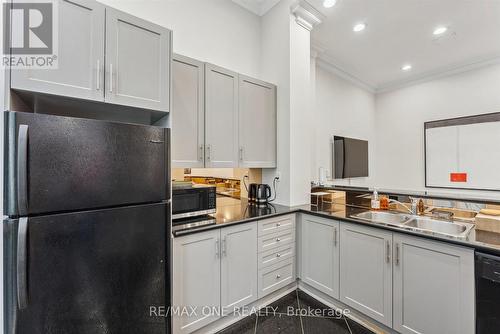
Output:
[
  {"xmin": 276, "ymin": 238, "xmax": 281, "ymax": 242},
  {"xmin": 334, "ymin": 227, "xmax": 338, "ymax": 246},
  {"xmin": 276, "ymin": 274, "xmax": 281, "ymax": 280},
  {"xmin": 206, "ymin": 144, "xmax": 211, "ymax": 161},
  {"xmin": 109, "ymin": 63, "xmax": 113, "ymax": 93},
  {"xmin": 386, "ymin": 240, "xmax": 390, "ymax": 263},
  {"xmin": 199, "ymin": 145, "xmax": 204, "ymax": 161},
  {"xmin": 215, "ymin": 239, "xmax": 220, "ymax": 258},
  {"xmin": 222, "ymin": 237, "xmax": 227, "ymax": 257},
  {"xmin": 276, "ymin": 253, "xmax": 281, "ymax": 258},
  {"xmin": 96, "ymin": 59, "xmax": 100, "ymax": 90},
  {"xmin": 239, "ymin": 147, "xmax": 243, "ymax": 161},
  {"xmin": 276, "ymin": 223, "xmax": 281, "ymax": 227},
  {"xmin": 395, "ymin": 243, "xmax": 400, "ymax": 266}
]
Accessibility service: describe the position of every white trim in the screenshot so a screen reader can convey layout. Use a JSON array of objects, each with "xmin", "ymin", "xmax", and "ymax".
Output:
[
  {"xmin": 231, "ymin": 0, "xmax": 281, "ymax": 16},
  {"xmin": 313, "ymin": 48, "xmax": 500, "ymax": 94},
  {"xmin": 291, "ymin": 0, "xmax": 324, "ymax": 31},
  {"xmin": 377, "ymin": 55, "xmax": 500, "ymax": 93},
  {"xmin": 316, "ymin": 58, "xmax": 376, "ymax": 94}
]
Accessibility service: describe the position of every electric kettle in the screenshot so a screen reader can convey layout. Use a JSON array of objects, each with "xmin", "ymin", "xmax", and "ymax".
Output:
[{"xmin": 247, "ymin": 183, "xmax": 272, "ymax": 203}]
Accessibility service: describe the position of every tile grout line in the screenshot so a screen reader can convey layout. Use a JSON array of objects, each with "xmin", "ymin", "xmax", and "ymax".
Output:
[
  {"xmin": 296, "ymin": 289, "xmax": 305, "ymax": 334},
  {"xmin": 344, "ymin": 316, "xmax": 354, "ymax": 334}
]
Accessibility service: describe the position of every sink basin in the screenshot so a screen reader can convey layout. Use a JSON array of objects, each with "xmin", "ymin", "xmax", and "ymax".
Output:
[
  {"xmin": 403, "ymin": 217, "xmax": 474, "ymax": 238},
  {"xmin": 353, "ymin": 211, "xmax": 413, "ymax": 226}
]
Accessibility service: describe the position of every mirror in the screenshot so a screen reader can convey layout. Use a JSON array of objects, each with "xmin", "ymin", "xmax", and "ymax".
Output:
[{"xmin": 425, "ymin": 113, "xmax": 500, "ymax": 191}]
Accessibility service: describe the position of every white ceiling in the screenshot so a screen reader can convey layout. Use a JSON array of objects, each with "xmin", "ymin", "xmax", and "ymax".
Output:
[
  {"xmin": 231, "ymin": 0, "xmax": 281, "ymax": 16},
  {"xmin": 309, "ymin": 0, "xmax": 500, "ymax": 92}
]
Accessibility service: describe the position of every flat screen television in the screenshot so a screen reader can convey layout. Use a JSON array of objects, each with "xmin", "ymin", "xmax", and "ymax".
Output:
[{"xmin": 332, "ymin": 136, "xmax": 369, "ymax": 179}]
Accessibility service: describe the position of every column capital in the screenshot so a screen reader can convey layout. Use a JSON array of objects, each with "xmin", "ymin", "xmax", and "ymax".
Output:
[{"xmin": 291, "ymin": 0, "xmax": 324, "ymax": 31}]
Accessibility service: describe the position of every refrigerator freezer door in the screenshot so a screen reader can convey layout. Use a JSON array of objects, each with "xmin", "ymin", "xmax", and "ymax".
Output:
[
  {"xmin": 3, "ymin": 202, "xmax": 169, "ymax": 334},
  {"xmin": 5, "ymin": 111, "xmax": 170, "ymax": 216}
]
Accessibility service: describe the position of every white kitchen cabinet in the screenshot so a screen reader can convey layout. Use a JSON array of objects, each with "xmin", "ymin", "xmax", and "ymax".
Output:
[
  {"xmin": 340, "ymin": 223, "xmax": 393, "ymax": 327},
  {"xmin": 220, "ymin": 223, "xmax": 258, "ymax": 311},
  {"xmin": 300, "ymin": 215, "xmax": 340, "ymax": 299},
  {"xmin": 393, "ymin": 234, "xmax": 475, "ymax": 334},
  {"xmin": 172, "ymin": 54, "xmax": 205, "ymax": 168},
  {"xmin": 204, "ymin": 63, "xmax": 239, "ymax": 168},
  {"xmin": 105, "ymin": 7, "xmax": 171, "ymax": 112},
  {"xmin": 173, "ymin": 230, "xmax": 221, "ymax": 334},
  {"xmin": 238, "ymin": 75, "xmax": 276, "ymax": 168},
  {"xmin": 11, "ymin": 0, "xmax": 105, "ymax": 101}
]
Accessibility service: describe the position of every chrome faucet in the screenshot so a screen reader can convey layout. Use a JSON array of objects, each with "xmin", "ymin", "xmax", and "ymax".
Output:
[{"xmin": 388, "ymin": 197, "xmax": 419, "ymax": 215}]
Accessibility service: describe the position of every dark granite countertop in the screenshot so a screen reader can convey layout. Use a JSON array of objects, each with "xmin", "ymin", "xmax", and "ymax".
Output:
[{"xmin": 172, "ymin": 199, "xmax": 500, "ymax": 256}]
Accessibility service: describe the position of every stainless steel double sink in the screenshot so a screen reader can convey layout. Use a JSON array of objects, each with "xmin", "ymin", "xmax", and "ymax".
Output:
[{"xmin": 352, "ymin": 211, "xmax": 474, "ymax": 238}]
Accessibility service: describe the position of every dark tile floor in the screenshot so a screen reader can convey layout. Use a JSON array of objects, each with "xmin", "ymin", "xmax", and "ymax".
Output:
[{"xmin": 217, "ymin": 290, "xmax": 375, "ymax": 334}]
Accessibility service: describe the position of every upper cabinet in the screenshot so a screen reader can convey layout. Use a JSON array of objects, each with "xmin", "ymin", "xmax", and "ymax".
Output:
[
  {"xmin": 171, "ymin": 56, "xmax": 277, "ymax": 168},
  {"xmin": 204, "ymin": 63, "xmax": 239, "ymax": 168},
  {"xmin": 10, "ymin": 0, "xmax": 172, "ymax": 113},
  {"xmin": 105, "ymin": 8, "xmax": 170, "ymax": 111},
  {"xmin": 11, "ymin": 0, "xmax": 105, "ymax": 101},
  {"xmin": 172, "ymin": 55, "xmax": 205, "ymax": 168},
  {"xmin": 238, "ymin": 75, "xmax": 277, "ymax": 168}
]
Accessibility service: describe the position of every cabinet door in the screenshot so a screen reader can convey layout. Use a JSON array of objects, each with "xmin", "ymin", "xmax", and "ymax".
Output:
[
  {"xmin": 172, "ymin": 54, "xmax": 205, "ymax": 168},
  {"xmin": 300, "ymin": 215, "xmax": 339, "ymax": 298},
  {"xmin": 393, "ymin": 234, "xmax": 474, "ymax": 334},
  {"xmin": 340, "ymin": 223, "xmax": 393, "ymax": 327},
  {"xmin": 11, "ymin": 0, "xmax": 105, "ymax": 101},
  {"xmin": 173, "ymin": 230, "xmax": 221, "ymax": 334},
  {"xmin": 238, "ymin": 75, "xmax": 276, "ymax": 168},
  {"xmin": 105, "ymin": 8, "xmax": 171, "ymax": 112},
  {"xmin": 221, "ymin": 223, "xmax": 258, "ymax": 311},
  {"xmin": 205, "ymin": 63, "xmax": 239, "ymax": 168}
]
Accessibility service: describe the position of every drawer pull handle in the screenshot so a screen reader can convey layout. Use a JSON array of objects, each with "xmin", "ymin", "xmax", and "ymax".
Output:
[
  {"xmin": 276, "ymin": 274, "xmax": 281, "ymax": 279},
  {"xmin": 276, "ymin": 253, "xmax": 281, "ymax": 257},
  {"xmin": 276, "ymin": 223, "xmax": 281, "ymax": 227},
  {"xmin": 276, "ymin": 238, "xmax": 281, "ymax": 242}
]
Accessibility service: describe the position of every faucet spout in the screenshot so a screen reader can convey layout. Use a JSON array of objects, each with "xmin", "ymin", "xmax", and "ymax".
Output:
[{"xmin": 388, "ymin": 198, "xmax": 418, "ymax": 215}]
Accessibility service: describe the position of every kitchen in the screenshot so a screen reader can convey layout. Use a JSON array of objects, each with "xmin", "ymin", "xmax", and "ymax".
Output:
[{"xmin": 1, "ymin": 0, "xmax": 500, "ymax": 334}]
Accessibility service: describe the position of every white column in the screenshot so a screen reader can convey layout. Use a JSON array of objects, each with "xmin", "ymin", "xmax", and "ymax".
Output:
[{"xmin": 261, "ymin": 0, "xmax": 323, "ymax": 206}]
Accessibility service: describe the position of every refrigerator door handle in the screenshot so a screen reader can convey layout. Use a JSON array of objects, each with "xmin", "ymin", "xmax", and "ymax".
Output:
[
  {"xmin": 17, "ymin": 217, "xmax": 28, "ymax": 309},
  {"xmin": 17, "ymin": 124, "xmax": 29, "ymax": 216}
]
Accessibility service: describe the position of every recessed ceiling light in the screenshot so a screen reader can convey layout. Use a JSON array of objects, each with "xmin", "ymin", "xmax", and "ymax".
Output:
[
  {"xmin": 353, "ymin": 23, "xmax": 366, "ymax": 32},
  {"xmin": 323, "ymin": 0, "xmax": 338, "ymax": 8},
  {"xmin": 401, "ymin": 64, "xmax": 412, "ymax": 71},
  {"xmin": 433, "ymin": 26, "xmax": 448, "ymax": 36}
]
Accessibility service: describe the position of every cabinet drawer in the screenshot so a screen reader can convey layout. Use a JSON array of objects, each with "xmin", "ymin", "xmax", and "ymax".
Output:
[
  {"xmin": 258, "ymin": 215, "xmax": 295, "ymax": 236},
  {"xmin": 258, "ymin": 259, "xmax": 295, "ymax": 298},
  {"xmin": 259, "ymin": 242, "xmax": 295, "ymax": 269},
  {"xmin": 258, "ymin": 229, "xmax": 295, "ymax": 253}
]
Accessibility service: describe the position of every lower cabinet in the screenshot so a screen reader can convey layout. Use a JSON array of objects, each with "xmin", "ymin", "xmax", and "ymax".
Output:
[
  {"xmin": 393, "ymin": 234, "xmax": 475, "ymax": 334},
  {"xmin": 172, "ymin": 229, "xmax": 221, "ymax": 334},
  {"xmin": 339, "ymin": 223, "xmax": 393, "ymax": 327},
  {"xmin": 300, "ymin": 215, "xmax": 340, "ymax": 299},
  {"xmin": 173, "ymin": 223, "xmax": 257, "ymax": 334},
  {"xmin": 221, "ymin": 223, "xmax": 258, "ymax": 310}
]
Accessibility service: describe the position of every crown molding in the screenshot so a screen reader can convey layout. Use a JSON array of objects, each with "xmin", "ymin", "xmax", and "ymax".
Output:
[
  {"xmin": 377, "ymin": 55, "xmax": 500, "ymax": 93},
  {"xmin": 312, "ymin": 43, "xmax": 500, "ymax": 95},
  {"xmin": 291, "ymin": 1, "xmax": 324, "ymax": 31},
  {"xmin": 231, "ymin": 0, "xmax": 281, "ymax": 16}
]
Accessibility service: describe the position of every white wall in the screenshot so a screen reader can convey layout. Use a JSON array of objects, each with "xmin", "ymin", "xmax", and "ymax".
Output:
[
  {"xmin": 375, "ymin": 63, "xmax": 500, "ymax": 198},
  {"xmin": 99, "ymin": 0, "xmax": 261, "ymax": 78},
  {"xmin": 312, "ymin": 65, "xmax": 376, "ymax": 187}
]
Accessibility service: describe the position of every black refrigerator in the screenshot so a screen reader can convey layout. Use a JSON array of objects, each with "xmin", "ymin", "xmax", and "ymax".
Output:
[{"xmin": 3, "ymin": 111, "xmax": 171, "ymax": 334}]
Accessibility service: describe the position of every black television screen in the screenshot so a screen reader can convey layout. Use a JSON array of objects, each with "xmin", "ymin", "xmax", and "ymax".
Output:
[{"xmin": 333, "ymin": 136, "xmax": 369, "ymax": 179}]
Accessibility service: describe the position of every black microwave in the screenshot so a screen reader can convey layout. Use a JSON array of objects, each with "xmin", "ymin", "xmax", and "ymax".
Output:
[{"xmin": 172, "ymin": 183, "xmax": 216, "ymax": 220}]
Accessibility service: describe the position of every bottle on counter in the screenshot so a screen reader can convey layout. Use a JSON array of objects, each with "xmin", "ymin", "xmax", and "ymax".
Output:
[{"xmin": 371, "ymin": 189, "xmax": 380, "ymax": 210}]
